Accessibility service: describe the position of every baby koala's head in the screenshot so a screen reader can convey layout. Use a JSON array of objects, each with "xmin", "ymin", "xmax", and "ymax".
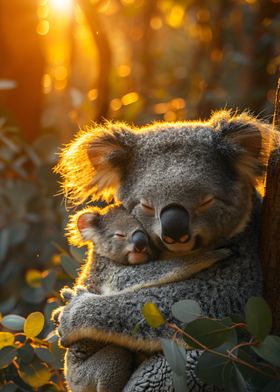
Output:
[{"xmin": 69, "ymin": 205, "xmax": 156, "ymax": 265}]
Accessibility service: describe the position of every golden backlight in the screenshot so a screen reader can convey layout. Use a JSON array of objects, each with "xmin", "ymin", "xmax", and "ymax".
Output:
[{"xmin": 49, "ymin": 0, "xmax": 73, "ymax": 12}]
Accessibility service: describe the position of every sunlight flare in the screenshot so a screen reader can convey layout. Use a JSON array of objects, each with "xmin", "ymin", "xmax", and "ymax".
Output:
[{"xmin": 49, "ymin": 0, "xmax": 73, "ymax": 12}]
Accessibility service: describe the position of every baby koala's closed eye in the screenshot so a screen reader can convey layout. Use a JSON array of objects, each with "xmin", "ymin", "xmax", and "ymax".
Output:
[{"xmin": 68, "ymin": 204, "xmax": 157, "ymax": 265}]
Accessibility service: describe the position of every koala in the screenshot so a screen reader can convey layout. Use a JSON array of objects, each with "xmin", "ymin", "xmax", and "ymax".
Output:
[
  {"xmin": 57, "ymin": 204, "xmax": 229, "ymax": 392},
  {"xmin": 55, "ymin": 110, "xmax": 277, "ymax": 391},
  {"xmin": 68, "ymin": 204, "xmax": 231, "ymax": 295}
]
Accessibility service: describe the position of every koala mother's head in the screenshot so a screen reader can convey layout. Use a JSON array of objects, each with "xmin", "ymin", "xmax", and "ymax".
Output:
[{"xmin": 56, "ymin": 110, "xmax": 273, "ymax": 254}]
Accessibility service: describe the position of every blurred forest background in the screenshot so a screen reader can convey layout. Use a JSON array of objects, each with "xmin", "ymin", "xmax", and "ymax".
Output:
[{"xmin": 0, "ymin": 0, "xmax": 279, "ymax": 390}]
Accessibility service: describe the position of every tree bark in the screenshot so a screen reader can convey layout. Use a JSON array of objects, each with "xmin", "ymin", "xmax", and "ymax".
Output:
[{"xmin": 261, "ymin": 78, "xmax": 280, "ymax": 333}]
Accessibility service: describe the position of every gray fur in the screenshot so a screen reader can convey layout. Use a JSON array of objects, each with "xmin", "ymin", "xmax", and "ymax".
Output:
[{"xmin": 55, "ymin": 111, "xmax": 272, "ymax": 391}]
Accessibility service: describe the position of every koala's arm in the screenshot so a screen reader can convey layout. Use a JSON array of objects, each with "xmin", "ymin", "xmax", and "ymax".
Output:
[
  {"xmin": 119, "ymin": 248, "xmax": 232, "ymax": 294},
  {"xmin": 58, "ymin": 248, "xmax": 259, "ymax": 352}
]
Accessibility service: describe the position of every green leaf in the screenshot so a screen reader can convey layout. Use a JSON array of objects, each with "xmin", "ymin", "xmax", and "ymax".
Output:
[
  {"xmin": 42, "ymin": 270, "xmax": 56, "ymax": 293},
  {"xmin": 0, "ymin": 346, "xmax": 17, "ymax": 368},
  {"xmin": 1, "ymin": 314, "xmax": 25, "ymax": 331},
  {"xmin": 69, "ymin": 245, "xmax": 86, "ymax": 263},
  {"xmin": 195, "ymin": 351, "xmax": 232, "ymax": 388},
  {"xmin": 245, "ymin": 297, "xmax": 272, "ymax": 340},
  {"xmin": 34, "ymin": 348, "xmax": 55, "ymax": 366},
  {"xmin": 8, "ymin": 222, "xmax": 29, "ymax": 246},
  {"xmin": 18, "ymin": 344, "xmax": 34, "ymax": 364},
  {"xmin": 229, "ymin": 363, "xmax": 247, "ymax": 392},
  {"xmin": 142, "ymin": 302, "xmax": 165, "ymax": 329},
  {"xmin": 45, "ymin": 330, "xmax": 58, "ymax": 343},
  {"xmin": 21, "ymin": 287, "xmax": 46, "ymax": 304},
  {"xmin": 171, "ymin": 299, "xmax": 201, "ymax": 323},
  {"xmin": 183, "ymin": 318, "xmax": 236, "ymax": 349},
  {"xmin": 252, "ymin": 335, "xmax": 280, "ymax": 368},
  {"xmin": 172, "ymin": 370, "xmax": 187, "ymax": 392},
  {"xmin": 160, "ymin": 338, "xmax": 186, "ymax": 375},
  {"xmin": 60, "ymin": 254, "xmax": 80, "ymax": 279},
  {"xmin": 50, "ymin": 340, "xmax": 65, "ymax": 369}
]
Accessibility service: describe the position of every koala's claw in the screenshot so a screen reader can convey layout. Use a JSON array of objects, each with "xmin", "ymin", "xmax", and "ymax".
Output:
[
  {"xmin": 51, "ymin": 306, "xmax": 63, "ymax": 326},
  {"xmin": 75, "ymin": 285, "xmax": 89, "ymax": 295},
  {"xmin": 60, "ymin": 287, "xmax": 75, "ymax": 303}
]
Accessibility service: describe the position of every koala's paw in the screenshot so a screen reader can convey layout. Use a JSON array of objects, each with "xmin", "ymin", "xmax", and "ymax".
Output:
[
  {"xmin": 51, "ymin": 306, "xmax": 64, "ymax": 326},
  {"xmin": 75, "ymin": 285, "xmax": 89, "ymax": 296},
  {"xmin": 60, "ymin": 287, "xmax": 75, "ymax": 303}
]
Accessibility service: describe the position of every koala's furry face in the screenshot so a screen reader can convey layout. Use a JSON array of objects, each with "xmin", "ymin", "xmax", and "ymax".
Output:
[
  {"xmin": 71, "ymin": 206, "xmax": 156, "ymax": 265},
  {"xmin": 57, "ymin": 110, "xmax": 274, "ymax": 255}
]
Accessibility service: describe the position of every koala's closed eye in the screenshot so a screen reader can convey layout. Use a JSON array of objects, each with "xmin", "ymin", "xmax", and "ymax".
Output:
[
  {"xmin": 140, "ymin": 200, "xmax": 155, "ymax": 216},
  {"xmin": 197, "ymin": 195, "xmax": 215, "ymax": 213},
  {"xmin": 113, "ymin": 232, "xmax": 126, "ymax": 240}
]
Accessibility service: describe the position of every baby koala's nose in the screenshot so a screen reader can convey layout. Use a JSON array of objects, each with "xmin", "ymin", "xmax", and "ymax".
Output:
[{"xmin": 132, "ymin": 230, "xmax": 149, "ymax": 252}]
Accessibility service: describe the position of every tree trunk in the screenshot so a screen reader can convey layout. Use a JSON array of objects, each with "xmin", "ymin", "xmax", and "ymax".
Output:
[
  {"xmin": 261, "ymin": 78, "xmax": 280, "ymax": 333},
  {"xmin": 76, "ymin": 0, "xmax": 112, "ymax": 122},
  {"xmin": 0, "ymin": 0, "xmax": 45, "ymax": 142}
]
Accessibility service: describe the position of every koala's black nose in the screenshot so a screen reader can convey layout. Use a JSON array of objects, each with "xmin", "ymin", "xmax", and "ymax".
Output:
[
  {"xmin": 160, "ymin": 204, "xmax": 190, "ymax": 244},
  {"xmin": 132, "ymin": 230, "xmax": 149, "ymax": 252}
]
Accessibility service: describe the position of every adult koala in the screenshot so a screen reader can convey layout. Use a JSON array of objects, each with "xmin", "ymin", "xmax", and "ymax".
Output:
[{"xmin": 56, "ymin": 110, "xmax": 274, "ymax": 391}]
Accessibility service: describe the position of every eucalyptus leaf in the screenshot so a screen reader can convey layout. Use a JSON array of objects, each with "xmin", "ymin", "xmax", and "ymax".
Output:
[
  {"xmin": 34, "ymin": 347, "xmax": 55, "ymax": 366},
  {"xmin": 21, "ymin": 287, "xmax": 46, "ymax": 304},
  {"xmin": 60, "ymin": 254, "xmax": 80, "ymax": 279},
  {"xmin": 172, "ymin": 370, "xmax": 188, "ymax": 392},
  {"xmin": 1, "ymin": 314, "xmax": 25, "ymax": 331},
  {"xmin": 252, "ymin": 335, "xmax": 280, "ymax": 368},
  {"xmin": 18, "ymin": 344, "xmax": 34, "ymax": 364},
  {"xmin": 0, "ymin": 346, "xmax": 17, "ymax": 368},
  {"xmin": 42, "ymin": 270, "xmax": 56, "ymax": 293},
  {"xmin": 171, "ymin": 299, "xmax": 201, "ymax": 323},
  {"xmin": 195, "ymin": 351, "xmax": 231, "ymax": 388},
  {"xmin": 184, "ymin": 318, "xmax": 236, "ymax": 349},
  {"xmin": 70, "ymin": 245, "xmax": 86, "ymax": 263},
  {"xmin": 160, "ymin": 338, "xmax": 187, "ymax": 375},
  {"xmin": 228, "ymin": 363, "xmax": 247, "ymax": 392},
  {"xmin": 245, "ymin": 297, "xmax": 272, "ymax": 340}
]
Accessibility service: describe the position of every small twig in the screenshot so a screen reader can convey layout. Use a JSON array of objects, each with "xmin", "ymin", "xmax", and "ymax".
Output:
[{"xmin": 168, "ymin": 323, "xmax": 280, "ymax": 380}]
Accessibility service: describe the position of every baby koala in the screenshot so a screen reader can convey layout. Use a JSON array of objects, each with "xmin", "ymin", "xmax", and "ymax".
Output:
[
  {"xmin": 69, "ymin": 203, "xmax": 157, "ymax": 266},
  {"xmin": 56, "ymin": 204, "xmax": 231, "ymax": 392}
]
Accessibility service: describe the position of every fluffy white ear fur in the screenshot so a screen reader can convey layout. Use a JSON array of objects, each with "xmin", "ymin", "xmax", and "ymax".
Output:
[
  {"xmin": 55, "ymin": 124, "xmax": 136, "ymax": 204},
  {"xmin": 209, "ymin": 110, "xmax": 275, "ymax": 183}
]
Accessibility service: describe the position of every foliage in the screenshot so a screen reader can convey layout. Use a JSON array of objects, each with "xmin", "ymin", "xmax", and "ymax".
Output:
[
  {"xmin": 143, "ymin": 297, "xmax": 280, "ymax": 392},
  {"xmin": 0, "ymin": 119, "xmax": 86, "ymax": 390}
]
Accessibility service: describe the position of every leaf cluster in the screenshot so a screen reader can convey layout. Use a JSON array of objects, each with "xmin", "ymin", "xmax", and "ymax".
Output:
[{"xmin": 143, "ymin": 297, "xmax": 280, "ymax": 392}]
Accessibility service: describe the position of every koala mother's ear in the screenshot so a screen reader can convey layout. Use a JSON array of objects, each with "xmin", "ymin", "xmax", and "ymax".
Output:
[
  {"xmin": 209, "ymin": 110, "xmax": 274, "ymax": 182},
  {"xmin": 55, "ymin": 124, "xmax": 136, "ymax": 204}
]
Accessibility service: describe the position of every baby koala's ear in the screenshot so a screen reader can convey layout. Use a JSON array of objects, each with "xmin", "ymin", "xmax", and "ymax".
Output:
[
  {"xmin": 66, "ymin": 208, "xmax": 101, "ymax": 246},
  {"xmin": 77, "ymin": 211, "xmax": 101, "ymax": 241}
]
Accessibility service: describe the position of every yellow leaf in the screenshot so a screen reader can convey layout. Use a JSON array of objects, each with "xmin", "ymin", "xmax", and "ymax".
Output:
[
  {"xmin": 142, "ymin": 302, "xmax": 165, "ymax": 329},
  {"xmin": 24, "ymin": 312, "xmax": 45, "ymax": 338},
  {"xmin": 0, "ymin": 332, "xmax": 15, "ymax": 349},
  {"xmin": 19, "ymin": 362, "xmax": 51, "ymax": 388},
  {"xmin": 25, "ymin": 269, "xmax": 42, "ymax": 288}
]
